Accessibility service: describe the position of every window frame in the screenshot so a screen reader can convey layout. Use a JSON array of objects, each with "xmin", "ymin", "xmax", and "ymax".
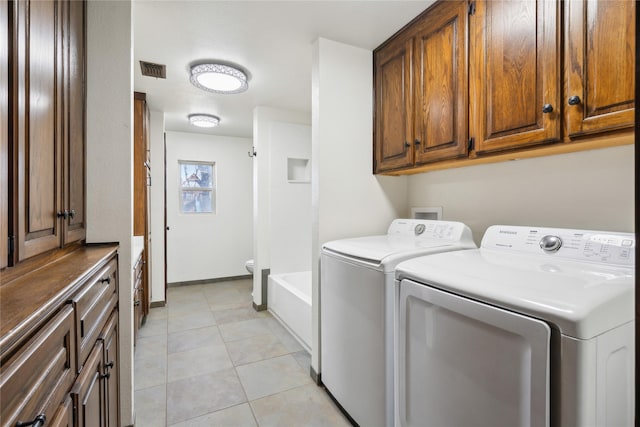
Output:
[{"xmin": 178, "ymin": 160, "xmax": 216, "ymax": 214}]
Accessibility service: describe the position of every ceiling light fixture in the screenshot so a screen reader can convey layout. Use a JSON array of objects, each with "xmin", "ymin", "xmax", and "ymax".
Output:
[
  {"xmin": 188, "ymin": 114, "xmax": 220, "ymax": 128},
  {"xmin": 190, "ymin": 63, "xmax": 248, "ymax": 94}
]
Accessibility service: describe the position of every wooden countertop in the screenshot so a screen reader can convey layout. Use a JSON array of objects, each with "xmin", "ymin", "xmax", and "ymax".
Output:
[{"xmin": 0, "ymin": 244, "xmax": 118, "ymax": 360}]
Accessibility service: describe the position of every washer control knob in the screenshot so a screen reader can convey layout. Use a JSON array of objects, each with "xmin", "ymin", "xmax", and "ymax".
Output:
[
  {"xmin": 540, "ymin": 235, "xmax": 562, "ymax": 253},
  {"xmin": 414, "ymin": 223, "xmax": 426, "ymax": 236}
]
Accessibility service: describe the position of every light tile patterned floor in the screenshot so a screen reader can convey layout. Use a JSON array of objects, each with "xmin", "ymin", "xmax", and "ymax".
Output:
[{"xmin": 134, "ymin": 279, "xmax": 351, "ymax": 427}]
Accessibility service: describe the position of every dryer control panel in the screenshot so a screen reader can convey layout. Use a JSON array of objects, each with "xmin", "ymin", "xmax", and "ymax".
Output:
[
  {"xmin": 482, "ymin": 225, "xmax": 635, "ymax": 266},
  {"xmin": 387, "ymin": 219, "xmax": 473, "ymax": 242}
]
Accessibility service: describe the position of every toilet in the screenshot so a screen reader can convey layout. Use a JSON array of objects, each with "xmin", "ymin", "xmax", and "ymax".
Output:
[{"xmin": 245, "ymin": 259, "xmax": 254, "ymax": 274}]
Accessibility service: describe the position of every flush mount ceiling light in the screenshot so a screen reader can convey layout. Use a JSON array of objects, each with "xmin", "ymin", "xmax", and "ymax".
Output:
[
  {"xmin": 188, "ymin": 114, "xmax": 220, "ymax": 128},
  {"xmin": 190, "ymin": 63, "xmax": 248, "ymax": 94}
]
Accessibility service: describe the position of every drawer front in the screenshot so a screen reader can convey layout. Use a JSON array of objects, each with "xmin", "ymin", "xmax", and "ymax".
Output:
[
  {"xmin": 72, "ymin": 342, "xmax": 105, "ymax": 427},
  {"xmin": 0, "ymin": 305, "xmax": 76, "ymax": 427},
  {"xmin": 72, "ymin": 258, "xmax": 118, "ymax": 369},
  {"xmin": 49, "ymin": 396, "xmax": 74, "ymax": 427}
]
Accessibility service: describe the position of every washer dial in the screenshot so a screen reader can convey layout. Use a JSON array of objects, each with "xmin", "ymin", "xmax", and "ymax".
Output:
[{"xmin": 540, "ymin": 235, "xmax": 562, "ymax": 253}]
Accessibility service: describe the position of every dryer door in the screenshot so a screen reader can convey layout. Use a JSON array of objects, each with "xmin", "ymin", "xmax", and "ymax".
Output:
[{"xmin": 397, "ymin": 279, "xmax": 551, "ymax": 427}]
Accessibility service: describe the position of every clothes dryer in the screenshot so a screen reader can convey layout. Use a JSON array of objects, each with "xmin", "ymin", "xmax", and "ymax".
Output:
[
  {"xmin": 321, "ymin": 219, "xmax": 475, "ymax": 427},
  {"xmin": 395, "ymin": 225, "xmax": 635, "ymax": 427}
]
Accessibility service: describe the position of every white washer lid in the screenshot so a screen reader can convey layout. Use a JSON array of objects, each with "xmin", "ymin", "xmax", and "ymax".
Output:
[
  {"xmin": 322, "ymin": 219, "xmax": 476, "ymax": 271},
  {"xmin": 396, "ymin": 249, "xmax": 634, "ymax": 340},
  {"xmin": 323, "ymin": 234, "xmax": 471, "ymax": 268}
]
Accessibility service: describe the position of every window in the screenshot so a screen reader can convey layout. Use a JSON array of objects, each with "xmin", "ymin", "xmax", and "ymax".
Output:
[{"xmin": 179, "ymin": 161, "xmax": 215, "ymax": 213}]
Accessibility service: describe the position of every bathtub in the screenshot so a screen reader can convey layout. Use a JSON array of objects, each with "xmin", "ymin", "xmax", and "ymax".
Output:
[{"xmin": 267, "ymin": 271, "xmax": 311, "ymax": 352}]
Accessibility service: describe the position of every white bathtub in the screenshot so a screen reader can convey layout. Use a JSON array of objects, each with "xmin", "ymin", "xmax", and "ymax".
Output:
[{"xmin": 268, "ymin": 271, "xmax": 311, "ymax": 352}]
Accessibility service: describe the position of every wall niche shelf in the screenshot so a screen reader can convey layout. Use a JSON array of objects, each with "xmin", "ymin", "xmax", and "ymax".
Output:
[{"xmin": 287, "ymin": 157, "xmax": 310, "ymax": 183}]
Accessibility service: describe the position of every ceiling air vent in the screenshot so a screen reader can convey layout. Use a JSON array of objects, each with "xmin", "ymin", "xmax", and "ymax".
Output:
[{"xmin": 139, "ymin": 61, "xmax": 166, "ymax": 79}]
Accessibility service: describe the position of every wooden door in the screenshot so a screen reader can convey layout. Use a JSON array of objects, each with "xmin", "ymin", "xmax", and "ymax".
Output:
[
  {"xmin": 413, "ymin": 0, "xmax": 468, "ymax": 164},
  {"xmin": 16, "ymin": 0, "xmax": 64, "ymax": 260},
  {"xmin": 470, "ymin": 0, "xmax": 560, "ymax": 154},
  {"xmin": 100, "ymin": 312, "xmax": 119, "ymax": 427},
  {"xmin": 374, "ymin": 36, "xmax": 414, "ymax": 173},
  {"xmin": 564, "ymin": 0, "xmax": 635, "ymax": 137},
  {"xmin": 62, "ymin": 0, "xmax": 86, "ymax": 244},
  {"xmin": 72, "ymin": 342, "xmax": 105, "ymax": 427}
]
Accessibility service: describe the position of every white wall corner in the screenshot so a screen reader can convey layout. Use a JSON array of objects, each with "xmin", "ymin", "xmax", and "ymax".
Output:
[
  {"xmin": 311, "ymin": 37, "xmax": 409, "ymax": 374},
  {"xmin": 86, "ymin": 0, "xmax": 135, "ymax": 424}
]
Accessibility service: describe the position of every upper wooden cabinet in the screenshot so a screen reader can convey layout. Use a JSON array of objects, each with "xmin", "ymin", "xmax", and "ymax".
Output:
[
  {"xmin": 413, "ymin": 0, "xmax": 468, "ymax": 164},
  {"xmin": 564, "ymin": 0, "xmax": 635, "ymax": 137},
  {"xmin": 63, "ymin": 0, "xmax": 87, "ymax": 244},
  {"xmin": 11, "ymin": 0, "xmax": 86, "ymax": 263},
  {"xmin": 374, "ymin": 0, "xmax": 468, "ymax": 173},
  {"xmin": 470, "ymin": 0, "xmax": 560, "ymax": 154},
  {"xmin": 373, "ymin": 0, "xmax": 634, "ymax": 175},
  {"xmin": 374, "ymin": 36, "xmax": 414, "ymax": 172}
]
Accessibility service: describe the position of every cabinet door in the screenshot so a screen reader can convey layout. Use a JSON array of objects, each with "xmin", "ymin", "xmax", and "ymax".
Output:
[
  {"xmin": 49, "ymin": 396, "xmax": 74, "ymax": 427},
  {"xmin": 470, "ymin": 0, "xmax": 560, "ymax": 154},
  {"xmin": 62, "ymin": 0, "xmax": 86, "ymax": 244},
  {"xmin": 413, "ymin": 0, "xmax": 468, "ymax": 165},
  {"xmin": 16, "ymin": 0, "xmax": 64, "ymax": 260},
  {"xmin": 565, "ymin": 0, "xmax": 635, "ymax": 137},
  {"xmin": 134, "ymin": 92, "xmax": 147, "ymax": 236},
  {"xmin": 373, "ymin": 37, "xmax": 414, "ymax": 173},
  {"xmin": 100, "ymin": 312, "xmax": 119, "ymax": 427},
  {"xmin": 72, "ymin": 342, "xmax": 105, "ymax": 427}
]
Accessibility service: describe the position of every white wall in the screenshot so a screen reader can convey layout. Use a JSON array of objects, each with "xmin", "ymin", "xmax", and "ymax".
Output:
[
  {"xmin": 311, "ymin": 38, "xmax": 409, "ymax": 373},
  {"xmin": 269, "ymin": 122, "xmax": 312, "ymax": 275},
  {"xmin": 149, "ymin": 110, "xmax": 165, "ymax": 303},
  {"xmin": 253, "ymin": 107, "xmax": 311, "ymax": 305},
  {"xmin": 165, "ymin": 131, "xmax": 253, "ymax": 283},
  {"xmin": 408, "ymin": 141, "xmax": 635, "ymax": 244},
  {"xmin": 86, "ymin": 0, "xmax": 134, "ymax": 424}
]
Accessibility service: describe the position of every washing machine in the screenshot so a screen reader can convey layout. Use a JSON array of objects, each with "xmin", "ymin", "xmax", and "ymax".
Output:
[
  {"xmin": 320, "ymin": 219, "xmax": 476, "ymax": 427},
  {"xmin": 395, "ymin": 225, "xmax": 635, "ymax": 427}
]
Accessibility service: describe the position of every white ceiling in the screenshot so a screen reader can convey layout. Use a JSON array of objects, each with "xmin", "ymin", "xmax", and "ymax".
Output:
[{"xmin": 133, "ymin": 0, "xmax": 434, "ymax": 138}]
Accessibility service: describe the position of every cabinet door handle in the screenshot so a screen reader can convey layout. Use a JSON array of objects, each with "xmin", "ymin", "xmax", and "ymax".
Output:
[
  {"xmin": 542, "ymin": 104, "xmax": 554, "ymax": 113},
  {"xmin": 16, "ymin": 414, "xmax": 46, "ymax": 427},
  {"xmin": 414, "ymin": 139, "xmax": 421, "ymax": 146},
  {"xmin": 404, "ymin": 141, "xmax": 411, "ymax": 148},
  {"xmin": 105, "ymin": 361, "xmax": 114, "ymax": 370},
  {"xmin": 56, "ymin": 210, "xmax": 69, "ymax": 219},
  {"xmin": 134, "ymin": 301, "xmax": 141, "ymax": 306},
  {"xmin": 100, "ymin": 277, "xmax": 111, "ymax": 285},
  {"xmin": 567, "ymin": 95, "xmax": 581, "ymax": 106},
  {"xmin": 101, "ymin": 372, "xmax": 111, "ymax": 380},
  {"xmin": 68, "ymin": 209, "xmax": 75, "ymax": 219}
]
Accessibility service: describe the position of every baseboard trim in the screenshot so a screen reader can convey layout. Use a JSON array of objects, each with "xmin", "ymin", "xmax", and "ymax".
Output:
[
  {"xmin": 252, "ymin": 302, "xmax": 267, "ymax": 312},
  {"xmin": 251, "ymin": 268, "xmax": 270, "ymax": 312},
  {"xmin": 310, "ymin": 366, "xmax": 321, "ymax": 385},
  {"xmin": 150, "ymin": 301, "xmax": 166, "ymax": 308},
  {"xmin": 167, "ymin": 274, "xmax": 251, "ymax": 287}
]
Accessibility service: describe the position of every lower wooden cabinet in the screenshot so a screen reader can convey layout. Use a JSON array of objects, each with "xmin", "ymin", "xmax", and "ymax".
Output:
[
  {"xmin": 72, "ymin": 342, "xmax": 105, "ymax": 427},
  {"xmin": 49, "ymin": 396, "xmax": 75, "ymax": 427},
  {"xmin": 133, "ymin": 250, "xmax": 144, "ymax": 346},
  {"xmin": 0, "ymin": 245, "xmax": 119, "ymax": 427},
  {"xmin": 72, "ymin": 310, "xmax": 119, "ymax": 427},
  {"xmin": 0, "ymin": 305, "xmax": 76, "ymax": 427},
  {"xmin": 101, "ymin": 312, "xmax": 120, "ymax": 427}
]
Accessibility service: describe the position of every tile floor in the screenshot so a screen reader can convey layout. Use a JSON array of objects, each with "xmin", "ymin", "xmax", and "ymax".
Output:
[{"xmin": 134, "ymin": 278, "xmax": 351, "ymax": 427}]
